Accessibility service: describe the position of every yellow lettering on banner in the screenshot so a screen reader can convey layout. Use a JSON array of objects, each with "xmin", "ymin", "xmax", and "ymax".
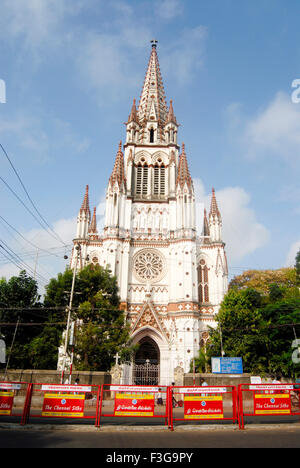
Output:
[
  {"xmin": 184, "ymin": 395, "xmax": 223, "ymax": 402},
  {"xmin": 115, "ymin": 393, "xmax": 154, "ymax": 400},
  {"xmin": 115, "ymin": 411, "xmax": 154, "ymax": 417},
  {"xmin": 254, "ymin": 394, "xmax": 290, "ymax": 400},
  {"xmin": 44, "ymin": 394, "xmax": 85, "ymax": 400},
  {"xmin": 185, "ymin": 414, "xmax": 224, "ymax": 420},
  {"xmin": 42, "ymin": 412, "xmax": 84, "ymax": 418},
  {"xmin": 0, "ymin": 392, "xmax": 14, "ymax": 397}
]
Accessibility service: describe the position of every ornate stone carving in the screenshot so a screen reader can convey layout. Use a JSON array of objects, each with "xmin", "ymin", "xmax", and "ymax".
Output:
[{"xmin": 133, "ymin": 249, "xmax": 166, "ymax": 283}]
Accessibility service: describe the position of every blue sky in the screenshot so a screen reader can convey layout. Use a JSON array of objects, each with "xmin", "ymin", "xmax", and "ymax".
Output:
[{"xmin": 0, "ymin": 0, "xmax": 299, "ymax": 291}]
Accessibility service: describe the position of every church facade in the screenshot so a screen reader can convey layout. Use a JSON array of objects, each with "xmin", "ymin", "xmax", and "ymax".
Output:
[{"xmin": 70, "ymin": 43, "xmax": 228, "ymax": 385}]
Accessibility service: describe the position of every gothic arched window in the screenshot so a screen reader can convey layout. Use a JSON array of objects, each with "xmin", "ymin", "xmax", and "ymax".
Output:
[
  {"xmin": 136, "ymin": 162, "xmax": 148, "ymax": 197},
  {"xmin": 153, "ymin": 163, "xmax": 165, "ymax": 196},
  {"xmin": 149, "ymin": 128, "xmax": 154, "ymax": 143},
  {"xmin": 198, "ymin": 260, "xmax": 210, "ymax": 304}
]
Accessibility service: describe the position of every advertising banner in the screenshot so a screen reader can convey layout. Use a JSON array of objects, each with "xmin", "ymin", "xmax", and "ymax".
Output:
[
  {"xmin": 184, "ymin": 395, "xmax": 224, "ymax": 420},
  {"xmin": 0, "ymin": 383, "xmax": 21, "ymax": 390},
  {"xmin": 114, "ymin": 393, "xmax": 155, "ymax": 417},
  {"xmin": 42, "ymin": 393, "xmax": 85, "ymax": 418},
  {"xmin": 0, "ymin": 391, "xmax": 14, "ymax": 415},
  {"xmin": 254, "ymin": 394, "xmax": 291, "ymax": 415}
]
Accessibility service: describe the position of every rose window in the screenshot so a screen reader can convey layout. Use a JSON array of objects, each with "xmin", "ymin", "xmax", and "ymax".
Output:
[{"xmin": 133, "ymin": 249, "xmax": 166, "ymax": 283}]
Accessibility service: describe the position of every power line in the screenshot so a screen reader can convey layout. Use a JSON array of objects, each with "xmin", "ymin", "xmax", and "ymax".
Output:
[
  {"xmin": 0, "ymin": 142, "xmax": 68, "ymax": 247},
  {"xmin": 0, "ymin": 214, "xmax": 72, "ymax": 259},
  {"xmin": 0, "ymin": 242, "xmax": 49, "ymax": 285}
]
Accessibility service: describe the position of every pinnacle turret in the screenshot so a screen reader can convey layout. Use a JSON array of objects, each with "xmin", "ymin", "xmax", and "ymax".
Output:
[
  {"xmin": 89, "ymin": 207, "xmax": 98, "ymax": 234},
  {"xmin": 209, "ymin": 188, "xmax": 221, "ymax": 220},
  {"xmin": 109, "ymin": 142, "xmax": 126, "ymax": 190},
  {"xmin": 176, "ymin": 143, "xmax": 193, "ymax": 190},
  {"xmin": 80, "ymin": 185, "xmax": 91, "ymax": 217},
  {"xmin": 166, "ymin": 100, "xmax": 178, "ymax": 125}
]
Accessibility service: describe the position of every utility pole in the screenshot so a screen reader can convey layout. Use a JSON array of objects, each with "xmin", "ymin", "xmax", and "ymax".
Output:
[
  {"xmin": 60, "ymin": 245, "xmax": 80, "ymax": 384},
  {"xmin": 4, "ymin": 318, "xmax": 20, "ymax": 381}
]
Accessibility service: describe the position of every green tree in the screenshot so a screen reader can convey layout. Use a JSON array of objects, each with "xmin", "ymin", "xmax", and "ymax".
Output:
[
  {"xmin": 206, "ymin": 288, "xmax": 300, "ymax": 378},
  {"xmin": 44, "ymin": 264, "xmax": 132, "ymax": 372},
  {"xmin": 190, "ymin": 348, "xmax": 210, "ymax": 373},
  {"xmin": 295, "ymin": 249, "xmax": 300, "ymax": 286},
  {"xmin": 0, "ymin": 270, "xmax": 41, "ymax": 369},
  {"xmin": 207, "ymin": 289, "xmax": 265, "ymax": 374},
  {"xmin": 229, "ymin": 268, "xmax": 299, "ymax": 296}
]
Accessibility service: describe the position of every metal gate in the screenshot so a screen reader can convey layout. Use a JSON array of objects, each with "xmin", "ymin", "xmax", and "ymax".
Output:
[{"xmin": 133, "ymin": 361, "xmax": 160, "ymax": 386}]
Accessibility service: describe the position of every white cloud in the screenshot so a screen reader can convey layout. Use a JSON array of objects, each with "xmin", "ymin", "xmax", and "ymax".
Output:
[
  {"xmin": 0, "ymin": 0, "xmax": 84, "ymax": 49},
  {"xmin": 156, "ymin": 0, "xmax": 184, "ymax": 20},
  {"xmin": 285, "ymin": 239, "xmax": 300, "ymax": 267},
  {"xmin": 228, "ymin": 92, "xmax": 300, "ymax": 164},
  {"xmin": 0, "ymin": 113, "xmax": 90, "ymax": 164},
  {"xmin": 194, "ymin": 178, "xmax": 270, "ymax": 263},
  {"xmin": 161, "ymin": 26, "xmax": 207, "ymax": 86}
]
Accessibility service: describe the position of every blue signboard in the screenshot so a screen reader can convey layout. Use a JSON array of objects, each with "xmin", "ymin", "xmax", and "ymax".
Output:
[{"xmin": 211, "ymin": 357, "xmax": 243, "ymax": 374}]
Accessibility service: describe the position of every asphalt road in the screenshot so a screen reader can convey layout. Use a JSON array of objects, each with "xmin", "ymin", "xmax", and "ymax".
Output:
[{"xmin": 0, "ymin": 426, "xmax": 300, "ymax": 449}]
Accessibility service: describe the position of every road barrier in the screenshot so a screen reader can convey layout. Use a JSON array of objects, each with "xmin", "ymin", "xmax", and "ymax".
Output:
[
  {"xmin": 169, "ymin": 385, "xmax": 238, "ymax": 431},
  {"xmin": 0, "ymin": 381, "xmax": 31, "ymax": 425},
  {"xmin": 98, "ymin": 384, "xmax": 169, "ymax": 428},
  {"xmin": 238, "ymin": 383, "xmax": 300, "ymax": 429},
  {"xmin": 2, "ymin": 380, "xmax": 300, "ymax": 430},
  {"xmin": 22, "ymin": 382, "xmax": 101, "ymax": 426}
]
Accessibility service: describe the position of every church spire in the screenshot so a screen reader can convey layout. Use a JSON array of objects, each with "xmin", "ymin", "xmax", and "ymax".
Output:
[
  {"xmin": 137, "ymin": 41, "xmax": 168, "ymax": 126},
  {"xmin": 76, "ymin": 185, "xmax": 91, "ymax": 239},
  {"xmin": 89, "ymin": 207, "xmax": 98, "ymax": 234},
  {"xmin": 166, "ymin": 100, "xmax": 178, "ymax": 125},
  {"xmin": 176, "ymin": 143, "xmax": 193, "ymax": 190},
  {"xmin": 109, "ymin": 142, "xmax": 126, "ymax": 190},
  {"xmin": 127, "ymin": 98, "xmax": 138, "ymax": 124},
  {"xmin": 80, "ymin": 185, "xmax": 91, "ymax": 217},
  {"xmin": 209, "ymin": 187, "xmax": 221, "ymax": 220},
  {"xmin": 209, "ymin": 188, "xmax": 222, "ymax": 242}
]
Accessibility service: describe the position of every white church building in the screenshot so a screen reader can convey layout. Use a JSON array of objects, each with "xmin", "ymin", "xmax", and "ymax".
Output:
[{"xmin": 69, "ymin": 42, "xmax": 228, "ymax": 385}]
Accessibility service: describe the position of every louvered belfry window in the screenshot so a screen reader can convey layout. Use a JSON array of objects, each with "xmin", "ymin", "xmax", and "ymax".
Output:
[
  {"xmin": 136, "ymin": 163, "xmax": 148, "ymax": 196},
  {"xmin": 154, "ymin": 164, "xmax": 165, "ymax": 196}
]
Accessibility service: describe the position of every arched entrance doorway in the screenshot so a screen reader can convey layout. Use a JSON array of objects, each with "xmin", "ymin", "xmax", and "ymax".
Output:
[{"xmin": 133, "ymin": 336, "xmax": 160, "ymax": 385}]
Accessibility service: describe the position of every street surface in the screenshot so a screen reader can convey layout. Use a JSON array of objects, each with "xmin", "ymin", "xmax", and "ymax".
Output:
[{"xmin": 0, "ymin": 426, "xmax": 300, "ymax": 449}]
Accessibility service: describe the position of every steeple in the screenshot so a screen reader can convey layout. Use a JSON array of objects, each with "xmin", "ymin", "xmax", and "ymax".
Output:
[
  {"xmin": 209, "ymin": 188, "xmax": 222, "ymax": 242},
  {"xmin": 127, "ymin": 98, "xmax": 138, "ymax": 124},
  {"xmin": 176, "ymin": 143, "xmax": 193, "ymax": 190},
  {"xmin": 76, "ymin": 185, "xmax": 91, "ymax": 239},
  {"xmin": 80, "ymin": 185, "xmax": 90, "ymax": 217},
  {"xmin": 109, "ymin": 142, "xmax": 126, "ymax": 191},
  {"xmin": 166, "ymin": 100, "xmax": 178, "ymax": 125},
  {"xmin": 138, "ymin": 41, "xmax": 168, "ymax": 126},
  {"xmin": 89, "ymin": 207, "xmax": 97, "ymax": 233},
  {"xmin": 209, "ymin": 188, "xmax": 221, "ymax": 220}
]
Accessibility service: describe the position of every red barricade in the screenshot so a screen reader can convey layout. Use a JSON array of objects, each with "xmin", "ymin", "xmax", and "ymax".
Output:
[
  {"xmin": 238, "ymin": 383, "xmax": 300, "ymax": 429},
  {"xmin": 169, "ymin": 385, "xmax": 238, "ymax": 431},
  {"xmin": 23, "ymin": 383, "xmax": 101, "ymax": 426},
  {"xmin": 98, "ymin": 384, "xmax": 169, "ymax": 428},
  {"xmin": 0, "ymin": 381, "xmax": 31, "ymax": 425}
]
